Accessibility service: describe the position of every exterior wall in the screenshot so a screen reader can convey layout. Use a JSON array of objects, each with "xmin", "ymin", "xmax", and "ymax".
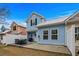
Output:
[
  {"xmin": 37, "ymin": 24, "xmax": 65, "ymax": 45},
  {"xmin": 75, "ymin": 22, "xmax": 79, "ymax": 27},
  {"xmin": 65, "ymin": 23, "xmax": 75, "ymax": 56},
  {"xmin": 0, "ymin": 23, "xmax": 28, "ymax": 44},
  {"xmin": 27, "ymin": 14, "xmax": 45, "ymax": 41},
  {"xmin": 27, "ymin": 15, "xmax": 44, "ymax": 31},
  {"xmin": 65, "ymin": 14, "xmax": 79, "ymax": 55},
  {"xmin": 17, "ymin": 26, "xmax": 27, "ymax": 35},
  {"xmin": 1, "ymin": 34, "xmax": 27, "ymax": 44},
  {"xmin": 11, "ymin": 23, "xmax": 27, "ymax": 35}
]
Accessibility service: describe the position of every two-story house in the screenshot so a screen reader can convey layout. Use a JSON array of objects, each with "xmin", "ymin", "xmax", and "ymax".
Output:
[
  {"xmin": 26, "ymin": 11, "xmax": 79, "ymax": 55},
  {"xmin": 26, "ymin": 12, "xmax": 45, "ymax": 41}
]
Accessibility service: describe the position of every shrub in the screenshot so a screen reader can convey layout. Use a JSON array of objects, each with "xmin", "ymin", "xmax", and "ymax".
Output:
[
  {"xmin": 15, "ymin": 39, "xmax": 27, "ymax": 45},
  {"xmin": 28, "ymin": 38, "xmax": 33, "ymax": 42}
]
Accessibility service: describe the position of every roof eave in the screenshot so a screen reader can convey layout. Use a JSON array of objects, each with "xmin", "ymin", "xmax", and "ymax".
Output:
[
  {"xmin": 37, "ymin": 21, "xmax": 65, "ymax": 28},
  {"xmin": 26, "ymin": 12, "xmax": 45, "ymax": 23}
]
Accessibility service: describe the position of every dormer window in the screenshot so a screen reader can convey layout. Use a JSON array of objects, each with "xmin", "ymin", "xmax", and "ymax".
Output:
[
  {"xmin": 30, "ymin": 19, "xmax": 32, "ymax": 26},
  {"xmin": 13, "ymin": 26, "xmax": 16, "ymax": 31},
  {"xmin": 30, "ymin": 18, "xmax": 37, "ymax": 26},
  {"xmin": 35, "ymin": 18, "xmax": 37, "ymax": 25}
]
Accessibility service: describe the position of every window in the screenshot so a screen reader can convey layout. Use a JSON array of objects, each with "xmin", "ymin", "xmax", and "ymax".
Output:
[
  {"xmin": 34, "ymin": 33, "xmax": 36, "ymax": 36},
  {"xmin": 30, "ymin": 20, "xmax": 32, "ymax": 26},
  {"xmin": 43, "ymin": 30, "xmax": 48, "ymax": 40},
  {"xmin": 51, "ymin": 29, "xmax": 58, "ymax": 40},
  {"xmin": 13, "ymin": 26, "xmax": 16, "ymax": 31},
  {"xmin": 0, "ymin": 35, "xmax": 3, "ymax": 40},
  {"xmin": 75, "ymin": 27, "xmax": 79, "ymax": 40},
  {"xmin": 30, "ymin": 18, "xmax": 37, "ymax": 26},
  {"xmin": 35, "ymin": 18, "xmax": 37, "ymax": 25}
]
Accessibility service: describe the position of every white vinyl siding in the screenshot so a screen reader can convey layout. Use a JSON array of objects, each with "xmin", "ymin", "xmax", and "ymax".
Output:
[{"xmin": 37, "ymin": 25, "xmax": 65, "ymax": 45}]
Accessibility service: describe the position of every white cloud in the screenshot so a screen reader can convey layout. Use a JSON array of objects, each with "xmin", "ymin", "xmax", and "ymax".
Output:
[
  {"xmin": 47, "ymin": 9, "xmax": 77, "ymax": 20},
  {"xmin": 6, "ymin": 19, "xmax": 26, "ymax": 27},
  {"xmin": 0, "ymin": 19, "xmax": 26, "ymax": 30}
]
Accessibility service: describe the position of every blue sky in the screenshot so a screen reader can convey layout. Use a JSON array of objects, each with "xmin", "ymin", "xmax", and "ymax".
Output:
[{"xmin": 0, "ymin": 3, "xmax": 79, "ymax": 24}]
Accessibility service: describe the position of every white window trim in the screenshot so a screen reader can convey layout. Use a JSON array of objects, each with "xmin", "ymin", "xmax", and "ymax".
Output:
[
  {"xmin": 42, "ymin": 29, "xmax": 49, "ymax": 40},
  {"xmin": 75, "ymin": 27, "xmax": 79, "ymax": 40},
  {"xmin": 75, "ymin": 27, "xmax": 79, "ymax": 33},
  {"xmin": 50, "ymin": 28, "xmax": 59, "ymax": 40}
]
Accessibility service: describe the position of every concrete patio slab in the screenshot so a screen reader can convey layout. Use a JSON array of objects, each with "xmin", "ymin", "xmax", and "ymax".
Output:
[{"xmin": 22, "ymin": 43, "xmax": 70, "ymax": 55}]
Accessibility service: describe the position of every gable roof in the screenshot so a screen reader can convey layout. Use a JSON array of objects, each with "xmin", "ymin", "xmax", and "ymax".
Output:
[
  {"xmin": 37, "ymin": 16, "xmax": 68, "ymax": 27},
  {"xmin": 37, "ymin": 10, "xmax": 79, "ymax": 27},
  {"xmin": 11, "ymin": 21, "xmax": 26, "ymax": 28},
  {"xmin": 26, "ymin": 12, "xmax": 45, "ymax": 23},
  {"xmin": 65, "ymin": 10, "xmax": 79, "ymax": 22}
]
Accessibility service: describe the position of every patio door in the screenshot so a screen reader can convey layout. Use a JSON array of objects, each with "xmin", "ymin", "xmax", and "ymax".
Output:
[
  {"xmin": 32, "ymin": 33, "xmax": 36, "ymax": 41},
  {"xmin": 75, "ymin": 27, "xmax": 79, "ymax": 40},
  {"xmin": 28, "ymin": 32, "xmax": 36, "ymax": 42}
]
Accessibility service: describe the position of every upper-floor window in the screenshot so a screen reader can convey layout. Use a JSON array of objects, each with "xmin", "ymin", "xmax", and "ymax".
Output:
[
  {"xmin": 13, "ymin": 26, "xmax": 16, "ymax": 31},
  {"xmin": 30, "ymin": 18, "xmax": 37, "ymax": 26},
  {"xmin": 51, "ymin": 29, "xmax": 58, "ymax": 40},
  {"xmin": 35, "ymin": 18, "xmax": 37, "ymax": 25},
  {"xmin": 43, "ymin": 30, "xmax": 48, "ymax": 40},
  {"xmin": 30, "ymin": 20, "xmax": 32, "ymax": 26}
]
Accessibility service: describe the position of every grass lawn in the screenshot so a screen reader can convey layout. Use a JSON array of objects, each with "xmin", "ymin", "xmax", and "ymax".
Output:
[{"xmin": 0, "ymin": 45, "xmax": 69, "ymax": 56}]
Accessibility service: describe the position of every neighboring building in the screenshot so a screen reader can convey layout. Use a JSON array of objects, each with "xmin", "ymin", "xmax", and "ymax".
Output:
[
  {"xmin": 0, "ymin": 21, "xmax": 27, "ymax": 44},
  {"xmin": 0, "ymin": 23, "xmax": 10, "ymax": 43},
  {"xmin": 10, "ymin": 22, "xmax": 27, "ymax": 35}
]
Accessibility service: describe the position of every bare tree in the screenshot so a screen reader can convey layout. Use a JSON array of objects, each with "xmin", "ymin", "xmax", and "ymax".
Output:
[
  {"xmin": 0, "ymin": 7, "xmax": 10, "ymax": 44},
  {"xmin": 0, "ymin": 7, "xmax": 10, "ymax": 24},
  {"xmin": 1, "ymin": 25, "xmax": 6, "ymax": 32}
]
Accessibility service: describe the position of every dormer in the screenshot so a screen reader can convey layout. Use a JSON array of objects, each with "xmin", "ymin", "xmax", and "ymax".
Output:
[{"xmin": 26, "ymin": 12, "xmax": 45, "ymax": 31}]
